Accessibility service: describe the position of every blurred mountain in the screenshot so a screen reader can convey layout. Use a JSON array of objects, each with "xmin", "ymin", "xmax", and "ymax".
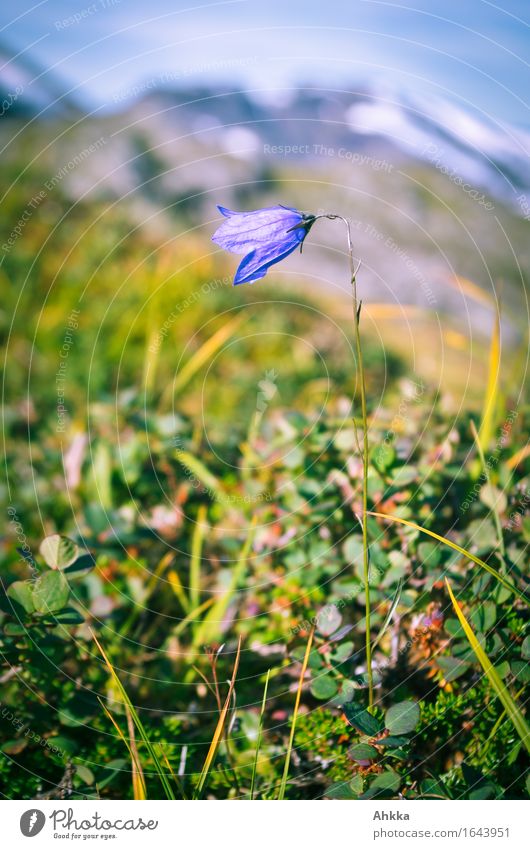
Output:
[
  {"xmin": 1, "ymin": 42, "xmax": 529, "ymax": 209},
  {"xmin": 0, "ymin": 44, "xmax": 79, "ymax": 119},
  {"xmin": 1, "ymin": 58, "xmax": 528, "ymax": 335},
  {"xmin": 110, "ymin": 84, "xmax": 530, "ymax": 213}
]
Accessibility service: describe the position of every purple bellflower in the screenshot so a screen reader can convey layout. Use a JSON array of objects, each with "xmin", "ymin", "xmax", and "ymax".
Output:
[{"xmin": 212, "ymin": 204, "xmax": 316, "ymax": 285}]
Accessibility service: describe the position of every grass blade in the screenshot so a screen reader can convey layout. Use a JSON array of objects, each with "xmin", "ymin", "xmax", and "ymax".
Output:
[
  {"xmin": 193, "ymin": 517, "xmax": 257, "ymax": 649},
  {"xmin": 478, "ymin": 299, "xmax": 501, "ymax": 452},
  {"xmin": 98, "ymin": 698, "xmax": 146, "ymax": 800},
  {"xmin": 125, "ymin": 702, "xmax": 147, "ymax": 801},
  {"xmin": 167, "ymin": 567, "xmax": 191, "ymax": 613},
  {"xmin": 189, "ymin": 505, "xmax": 207, "ymax": 610},
  {"xmin": 173, "ymin": 596, "xmax": 215, "ymax": 638},
  {"xmin": 482, "ymin": 685, "xmax": 526, "ymax": 759},
  {"xmin": 172, "ymin": 314, "xmax": 244, "ymax": 395},
  {"xmin": 278, "ymin": 626, "xmax": 315, "ymax": 800},
  {"xmin": 174, "ymin": 450, "xmax": 224, "ymax": 502},
  {"xmin": 92, "ymin": 630, "xmax": 178, "ymax": 799},
  {"xmin": 369, "ymin": 511, "xmax": 529, "ymax": 606},
  {"xmin": 194, "ymin": 636, "xmax": 242, "ymax": 798},
  {"xmin": 250, "ymin": 668, "xmax": 270, "ymax": 800},
  {"xmin": 507, "ymin": 444, "xmax": 530, "ymax": 470},
  {"xmin": 445, "ymin": 579, "xmax": 530, "ymax": 754}
]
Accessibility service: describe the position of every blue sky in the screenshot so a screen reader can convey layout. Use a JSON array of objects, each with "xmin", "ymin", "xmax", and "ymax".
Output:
[{"xmin": 1, "ymin": 0, "xmax": 529, "ymax": 126}]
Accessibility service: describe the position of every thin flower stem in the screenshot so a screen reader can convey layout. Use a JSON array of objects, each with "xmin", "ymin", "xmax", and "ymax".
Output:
[
  {"xmin": 315, "ymin": 214, "xmax": 373, "ymax": 707},
  {"xmin": 349, "ymin": 260, "xmax": 373, "ymax": 708}
]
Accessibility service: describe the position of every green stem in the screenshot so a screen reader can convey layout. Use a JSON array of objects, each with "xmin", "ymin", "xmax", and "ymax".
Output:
[
  {"xmin": 315, "ymin": 214, "xmax": 373, "ymax": 706},
  {"xmin": 351, "ymin": 273, "xmax": 373, "ymax": 707}
]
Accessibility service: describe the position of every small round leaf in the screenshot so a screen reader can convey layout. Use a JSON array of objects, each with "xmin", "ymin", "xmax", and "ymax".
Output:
[
  {"xmin": 370, "ymin": 769, "xmax": 400, "ymax": 793},
  {"xmin": 33, "ymin": 571, "xmax": 70, "ymax": 613},
  {"xmin": 385, "ymin": 700, "xmax": 420, "ymax": 735},
  {"xmin": 349, "ymin": 743, "xmax": 378, "ymax": 763},
  {"xmin": 7, "ymin": 581, "xmax": 35, "ymax": 615},
  {"xmin": 310, "ymin": 674, "xmax": 338, "ymax": 700},
  {"xmin": 316, "ymin": 604, "xmax": 342, "ymax": 636},
  {"xmin": 39, "ymin": 535, "xmax": 79, "ymax": 570}
]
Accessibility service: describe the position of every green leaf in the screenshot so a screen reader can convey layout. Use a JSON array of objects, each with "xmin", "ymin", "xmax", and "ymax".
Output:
[
  {"xmin": 349, "ymin": 743, "xmax": 378, "ymax": 762},
  {"xmin": 371, "ymin": 442, "xmax": 395, "ymax": 474},
  {"xmin": 330, "ymin": 680, "xmax": 356, "ymax": 707},
  {"xmin": 33, "ymin": 571, "xmax": 70, "ymax": 613},
  {"xmin": 418, "ymin": 542, "xmax": 441, "ymax": 568},
  {"xmin": 3, "ymin": 622, "xmax": 27, "ymax": 636},
  {"xmin": 316, "ymin": 604, "xmax": 342, "ymax": 636},
  {"xmin": 385, "ymin": 701, "xmax": 420, "ymax": 735},
  {"xmin": 391, "ymin": 465, "xmax": 418, "ymax": 487},
  {"xmin": 480, "ymin": 483, "xmax": 507, "ymax": 514},
  {"xmin": 469, "ymin": 784, "xmax": 497, "ymax": 800},
  {"xmin": 342, "ymin": 534, "xmax": 363, "ymax": 564},
  {"xmin": 493, "ymin": 661, "xmax": 511, "ymax": 679},
  {"xmin": 75, "ymin": 764, "xmax": 95, "ymax": 785},
  {"xmin": 364, "ymin": 769, "xmax": 401, "ymax": 797},
  {"xmin": 437, "ymin": 655, "xmax": 470, "ymax": 682},
  {"xmin": 445, "ymin": 618, "xmax": 465, "ymax": 638},
  {"xmin": 521, "ymin": 636, "xmax": 530, "ymax": 661},
  {"xmin": 39, "ymin": 535, "xmax": 79, "ymax": 570},
  {"xmin": 379, "ymin": 735, "xmax": 411, "ymax": 748},
  {"xmin": 331, "ymin": 641, "xmax": 354, "ymax": 663},
  {"xmin": 52, "ymin": 608, "xmax": 84, "ymax": 625},
  {"xmin": 420, "ymin": 777, "xmax": 447, "ymax": 798},
  {"xmin": 511, "ymin": 661, "xmax": 530, "ymax": 684},
  {"xmin": 310, "ymin": 674, "xmax": 338, "ymax": 700},
  {"xmin": 372, "ymin": 769, "xmax": 401, "ymax": 791},
  {"xmin": 64, "ymin": 554, "xmax": 96, "ymax": 576},
  {"xmin": 307, "ymin": 649, "xmax": 324, "ymax": 670},
  {"xmin": 349, "ymin": 774, "xmax": 364, "ymax": 795},
  {"xmin": 325, "ymin": 782, "xmax": 358, "ymax": 799},
  {"xmin": 343, "ymin": 703, "xmax": 384, "ymax": 737},
  {"xmin": 470, "ymin": 601, "xmax": 496, "ymax": 633},
  {"xmin": 7, "ymin": 581, "xmax": 35, "ymax": 615}
]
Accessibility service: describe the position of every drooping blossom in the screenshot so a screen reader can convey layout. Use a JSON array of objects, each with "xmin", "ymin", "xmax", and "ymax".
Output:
[{"xmin": 212, "ymin": 204, "xmax": 315, "ymax": 285}]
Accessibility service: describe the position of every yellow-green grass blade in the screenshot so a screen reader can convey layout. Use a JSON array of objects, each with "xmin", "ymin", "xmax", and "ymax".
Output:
[
  {"xmin": 92, "ymin": 630, "xmax": 179, "ymax": 799},
  {"xmin": 173, "ymin": 596, "xmax": 215, "ymax": 638},
  {"xmin": 250, "ymin": 668, "xmax": 271, "ymax": 800},
  {"xmin": 445, "ymin": 579, "xmax": 530, "ymax": 755},
  {"xmin": 482, "ymin": 685, "xmax": 526, "ymax": 759},
  {"xmin": 369, "ymin": 512, "xmax": 529, "ymax": 606},
  {"xmin": 189, "ymin": 505, "xmax": 207, "ymax": 611},
  {"xmin": 167, "ymin": 567, "xmax": 191, "ymax": 613},
  {"xmin": 193, "ymin": 517, "xmax": 257, "ymax": 649},
  {"xmin": 478, "ymin": 300, "xmax": 501, "ymax": 453},
  {"xmin": 98, "ymin": 698, "xmax": 147, "ymax": 800},
  {"xmin": 172, "ymin": 314, "xmax": 244, "ymax": 395},
  {"xmin": 174, "ymin": 450, "xmax": 225, "ymax": 503},
  {"xmin": 194, "ymin": 636, "xmax": 242, "ymax": 798},
  {"xmin": 278, "ymin": 627, "xmax": 315, "ymax": 800},
  {"xmin": 507, "ymin": 444, "xmax": 530, "ymax": 470}
]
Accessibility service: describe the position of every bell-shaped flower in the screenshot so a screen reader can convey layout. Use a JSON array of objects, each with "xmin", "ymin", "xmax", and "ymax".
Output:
[{"xmin": 212, "ymin": 204, "xmax": 315, "ymax": 285}]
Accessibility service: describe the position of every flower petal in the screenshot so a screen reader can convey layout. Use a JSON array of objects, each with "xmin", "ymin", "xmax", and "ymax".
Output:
[
  {"xmin": 212, "ymin": 203, "xmax": 314, "ymax": 285},
  {"xmin": 212, "ymin": 205, "xmax": 304, "ymax": 254},
  {"xmin": 234, "ymin": 238, "xmax": 302, "ymax": 285}
]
